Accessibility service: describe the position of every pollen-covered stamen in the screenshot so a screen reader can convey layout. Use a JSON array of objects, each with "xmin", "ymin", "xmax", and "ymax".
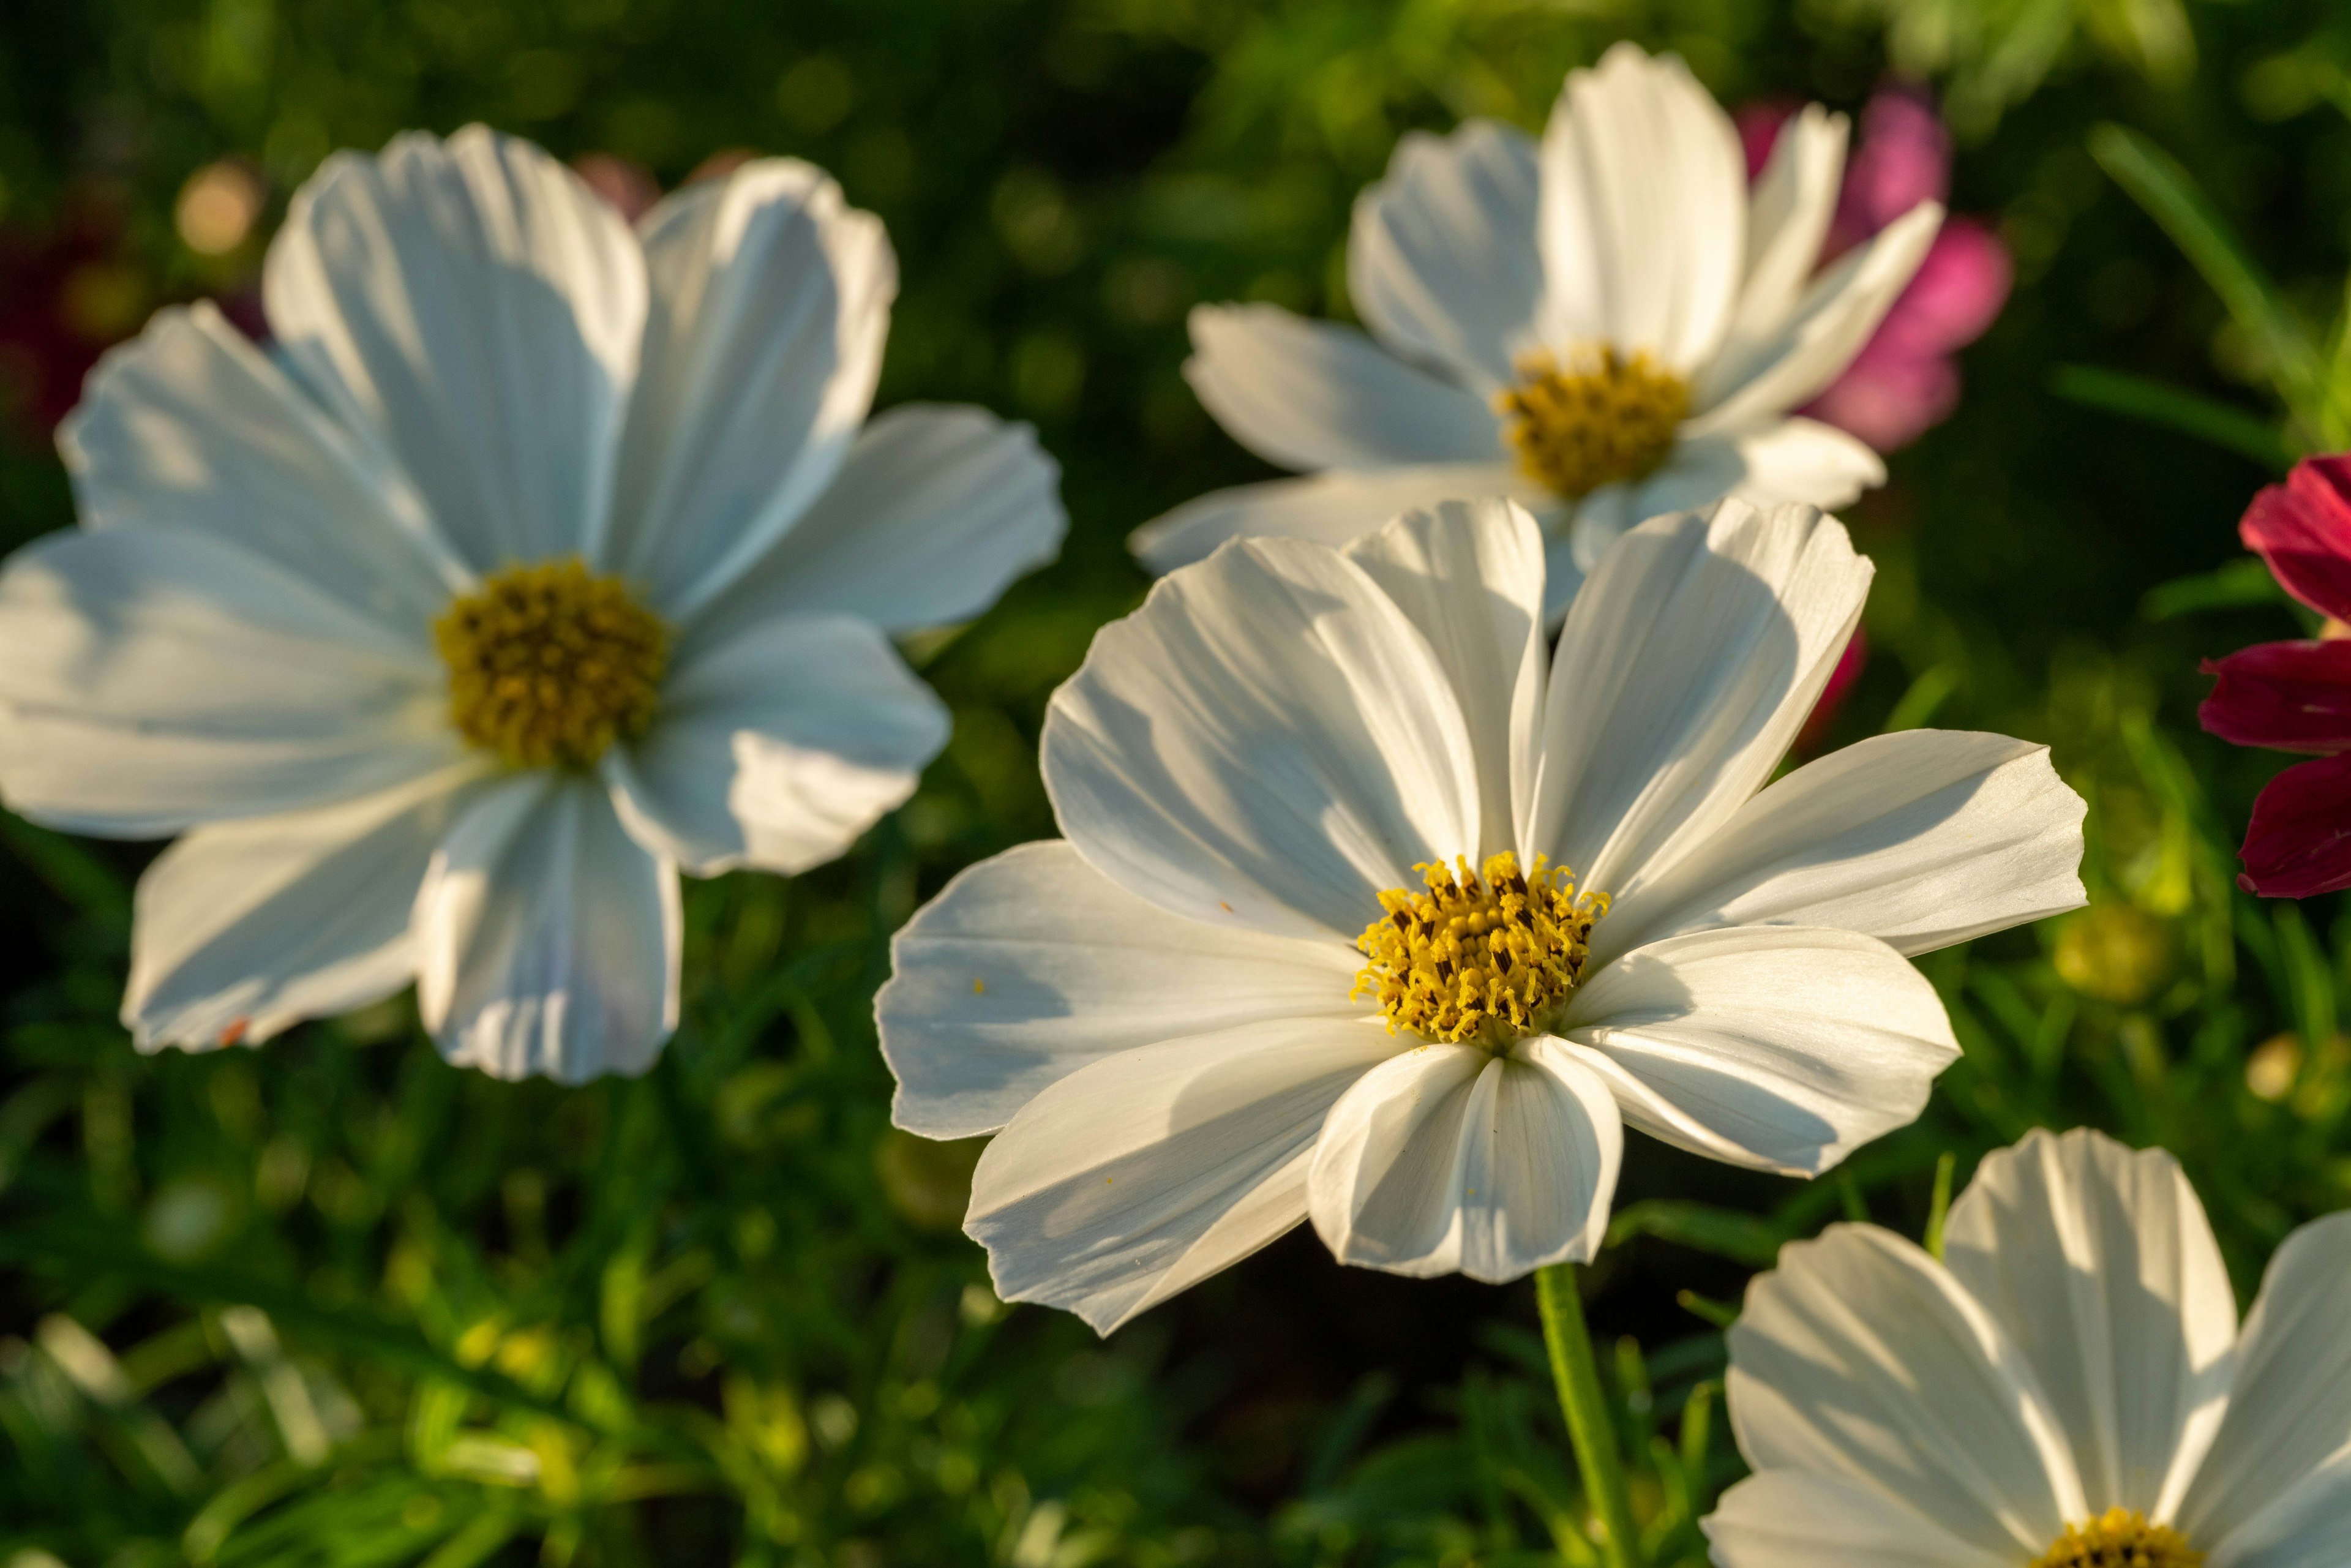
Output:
[
  {"xmin": 1494, "ymin": 346, "xmax": 1689, "ymax": 501},
  {"xmin": 1353, "ymin": 853, "xmax": 1606, "ymax": 1046},
  {"xmin": 2030, "ymin": 1509, "xmax": 2202, "ymax": 1568},
  {"xmin": 435, "ymin": 559, "xmax": 669, "ymax": 770}
]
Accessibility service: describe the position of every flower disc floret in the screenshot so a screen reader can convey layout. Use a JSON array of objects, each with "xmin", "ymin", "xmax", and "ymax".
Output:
[
  {"xmin": 435, "ymin": 559, "xmax": 669, "ymax": 770},
  {"xmin": 2030, "ymin": 1509, "xmax": 2202, "ymax": 1568},
  {"xmin": 1494, "ymin": 346, "xmax": 1689, "ymax": 500},
  {"xmin": 1354, "ymin": 853, "xmax": 1605, "ymax": 1046}
]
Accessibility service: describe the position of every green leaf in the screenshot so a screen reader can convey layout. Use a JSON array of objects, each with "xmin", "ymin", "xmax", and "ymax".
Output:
[
  {"xmin": 2139, "ymin": 557, "xmax": 2291, "ymax": 620},
  {"xmin": 2088, "ymin": 124, "xmax": 2323, "ymax": 421},
  {"xmin": 2052, "ymin": 365, "xmax": 2298, "ymax": 473}
]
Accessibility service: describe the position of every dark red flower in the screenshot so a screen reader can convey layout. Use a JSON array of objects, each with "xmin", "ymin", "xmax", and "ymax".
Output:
[{"xmin": 2202, "ymin": 456, "xmax": 2351, "ymax": 896}]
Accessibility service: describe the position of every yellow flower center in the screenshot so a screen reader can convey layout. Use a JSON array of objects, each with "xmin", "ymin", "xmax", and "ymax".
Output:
[
  {"xmin": 1494, "ymin": 347, "xmax": 1689, "ymax": 500},
  {"xmin": 1353, "ymin": 853, "xmax": 1605, "ymax": 1046},
  {"xmin": 434, "ymin": 559, "xmax": 669, "ymax": 770},
  {"xmin": 2030, "ymin": 1509, "xmax": 2202, "ymax": 1568}
]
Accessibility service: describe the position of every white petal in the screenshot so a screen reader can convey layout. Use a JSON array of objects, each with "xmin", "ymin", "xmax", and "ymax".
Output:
[
  {"xmin": 124, "ymin": 765, "xmax": 482, "ymax": 1051},
  {"xmin": 1564, "ymin": 420, "xmax": 1885, "ymax": 587},
  {"xmin": 1720, "ymin": 107, "xmax": 1849, "ymax": 368},
  {"xmin": 2205, "ymin": 1446, "xmax": 2351, "ymax": 1568},
  {"xmin": 606, "ymin": 613, "xmax": 946, "ymax": 876},
  {"xmin": 1348, "ymin": 119, "xmax": 1545, "ymax": 389},
  {"xmin": 1941, "ymin": 1128, "xmax": 2237, "ymax": 1522},
  {"xmin": 1726, "ymin": 417, "xmax": 1887, "ymax": 508},
  {"xmin": 682, "ymin": 404, "xmax": 1062, "ymax": 648},
  {"xmin": 1043, "ymin": 535, "xmax": 1480, "ymax": 940},
  {"xmin": 413, "ymin": 773, "xmax": 681, "ymax": 1083},
  {"xmin": 965, "ymin": 1015, "xmax": 1396, "ymax": 1334},
  {"xmin": 1536, "ymin": 43, "xmax": 1747, "ymax": 373},
  {"xmin": 1532, "ymin": 500, "xmax": 1871, "ymax": 899},
  {"xmin": 60, "ymin": 303, "xmax": 459, "ymax": 634},
  {"xmin": 1727, "ymin": 1224, "xmax": 2081, "ymax": 1555},
  {"xmin": 1596, "ymin": 730, "xmax": 2087, "ymax": 966},
  {"xmin": 1704, "ymin": 1472, "xmax": 2013, "ymax": 1568},
  {"xmin": 263, "ymin": 126, "xmax": 645, "ymax": 569},
  {"xmin": 606, "ymin": 159, "xmax": 894, "ymax": 617},
  {"xmin": 878, "ymin": 840, "xmax": 1363, "ymax": 1138},
  {"xmin": 1306, "ymin": 1036, "xmax": 1622, "ymax": 1282},
  {"xmin": 1341, "ymin": 498, "xmax": 1548, "ymax": 860},
  {"xmin": 0, "ymin": 530, "xmax": 454, "ymax": 836},
  {"xmin": 1690, "ymin": 202, "xmax": 1943, "ymax": 432},
  {"xmin": 1185, "ymin": 304, "xmax": 1502, "ymax": 470},
  {"xmin": 2178, "ymin": 1212, "xmax": 2351, "ymax": 1550},
  {"xmin": 1129, "ymin": 463, "xmax": 1549, "ymax": 576},
  {"xmin": 1560, "ymin": 926, "xmax": 1957, "ymax": 1176}
]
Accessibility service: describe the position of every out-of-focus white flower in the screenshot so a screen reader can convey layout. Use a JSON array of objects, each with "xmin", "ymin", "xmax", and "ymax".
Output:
[
  {"xmin": 1709, "ymin": 1127, "xmax": 2351, "ymax": 1568},
  {"xmin": 0, "ymin": 126, "xmax": 1064, "ymax": 1082},
  {"xmin": 880, "ymin": 496, "xmax": 2081, "ymax": 1332},
  {"xmin": 1133, "ymin": 43, "xmax": 1942, "ymax": 620}
]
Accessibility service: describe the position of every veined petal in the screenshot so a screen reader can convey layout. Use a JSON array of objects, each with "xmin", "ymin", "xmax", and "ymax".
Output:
[
  {"xmin": 59, "ymin": 302, "xmax": 459, "ymax": 636},
  {"xmin": 2178, "ymin": 1212, "xmax": 2351, "ymax": 1551},
  {"xmin": 1690, "ymin": 201, "xmax": 1943, "ymax": 433},
  {"xmin": 878, "ymin": 841, "xmax": 1364, "ymax": 1138},
  {"xmin": 1595, "ymin": 730, "xmax": 2085, "ymax": 966},
  {"xmin": 414, "ymin": 772, "xmax": 681, "ymax": 1084},
  {"xmin": 1532, "ymin": 500, "xmax": 1871, "ymax": 899},
  {"xmin": 1725, "ymin": 417, "xmax": 1886, "ymax": 508},
  {"xmin": 1305, "ymin": 1036, "xmax": 1621, "ymax": 1283},
  {"xmin": 1348, "ymin": 119, "xmax": 1545, "ymax": 390},
  {"xmin": 2200, "ymin": 640, "xmax": 2351, "ymax": 754},
  {"xmin": 1727, "ymin": 1223, "xmax": 2082, "ymax": 1556},
  {"xmin": 1560, "ymin": 925, "xmax": 1957, "ymax": 1177},
  {"xmin": 1704, "ymin": 1471, "xmax": 2014, "ymax": 1568},
  {"xmin": 1941, "ymin": 1129, "xmax": 2237, "ymax": 1523},
  {"xmin": 263, "ymin": 126, "xmax": 645, "ymax": 570},
  {"xmin": 0, "ymin": 530, "xmax": 454, "ymax": 836},
  {"xmin": 682, "ymin": 404, "xmax": 1062, "ymax": 649},
  {"xmin": 1724, "ymin": 105, "xmax": 1849, "ymax": 362},
  {"xmin": 2239, "ymin": 456, "xmax": 2351, "ymax": 623},
  {"xmin": 1043, "ymin": 535, "xmax": 1481, "ymax": 940},
  {"xmin": 607, "ymin": 612, "xmax": 946, "ymax": 877},
  {"xmin": 1537, "ymin": 43, "xmax": 1747, "ymax": 374},
  {"xmin": 1128, "ymin": 463, "xmax": 1546, "ymax": 576},
  {"xmin": 2236, "ymin": 751, "xmax": 2351, "ymax": 899},
  {"xmin": 125, "ymin": 763, "xmax": 483, "ymax": 1051},
  {"xmin": 1184, "ymin": 304, "xmax": 1502, "ymax": 471},
  {"xmin": 607, "ymin": 159, "xmax": 894, "ymax": 618},
  {"xmin": 1341, "ymin": 499, "xmax": 1549, "ymax": 860},
  {"xmin": 966, "ymin": 1016, "xmax": 1397, "ymax": 1334}
]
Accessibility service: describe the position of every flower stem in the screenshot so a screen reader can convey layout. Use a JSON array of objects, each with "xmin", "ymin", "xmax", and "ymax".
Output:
[{"xmin": 1535, "ymin": 1261, "xmax": 1642, "ymax": 1568}]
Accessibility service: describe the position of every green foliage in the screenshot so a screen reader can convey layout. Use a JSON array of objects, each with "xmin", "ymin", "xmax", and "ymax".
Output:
[{"xmin": 6, "ymin": 0, "xmax": 2351, "ymax": 1563}]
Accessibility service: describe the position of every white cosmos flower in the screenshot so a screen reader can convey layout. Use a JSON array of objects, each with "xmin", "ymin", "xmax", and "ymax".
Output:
[
  {"xmin": 0, "ymin": 126, "xmax": 1063, "ymax": 1082},
  {"xmin": 878, "ymin": 495, "xmax": 2082, "ymax": 1333},
  {"xmin": 1130, "ymin": 43, "xmax": 1943, "ymax": 620},
  {"xmin": 1709, "ymin": 1127, "xmax": 2351, "ymax": 1568}
]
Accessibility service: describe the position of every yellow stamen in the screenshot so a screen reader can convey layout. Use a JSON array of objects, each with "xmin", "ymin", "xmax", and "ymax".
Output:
[
  {"xmin": 435, "ymin": 559, "xmax": 668, "ymax": 770},
  {"xmin": 1494, "ymin": 346, "xmax": 1688, "ymax": 500},
  {"xmin": 2030, "ymin": 1509, "xmax": 2202, "ymax": 1568},
  {"xmin": 1354, "ymin": 853, "xmax": 1605, "ymax": 1046}
]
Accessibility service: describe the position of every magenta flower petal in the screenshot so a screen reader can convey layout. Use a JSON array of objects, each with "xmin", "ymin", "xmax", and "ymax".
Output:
[
  {"xmin": 2238, "ymin": 749, "xmax": 2351, "ymax": 898},
  {"xmin": 2242, "ymin": 457, "xmax": 2351, "ymax": 623},
  {"xmin": 1804, "ymin": 345, "xmax": 1959, "ymax": 452},
  {"xmin": 2199, "ymin": 640, "xmax": 2351, "ymax": 754},
  {"xmin": 1875, "ymin": 220, "xmax": 2012, "ymax": 358}
]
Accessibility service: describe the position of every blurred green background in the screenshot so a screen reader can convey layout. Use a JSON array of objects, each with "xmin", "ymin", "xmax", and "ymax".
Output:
[{"xmin": 4, "ymin": 0, "xmax": 2351, "ymax": 1562}]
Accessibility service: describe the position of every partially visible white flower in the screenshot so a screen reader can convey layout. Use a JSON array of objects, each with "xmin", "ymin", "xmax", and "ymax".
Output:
[
  {"xmin": 1132, "ymin": 43, "xmax": 1942, "ymax": 620},
  {"xmin": 0, "ymin": 126, "xmax": 1065, "ymax": 1082},
  {"xmin": 879, "ymin": 495, "xmax": 2082, "ymax": 1333},
  {"xmin": 1709, "ymin": 1127, "xmax": 2351, "ymax": 1568}
]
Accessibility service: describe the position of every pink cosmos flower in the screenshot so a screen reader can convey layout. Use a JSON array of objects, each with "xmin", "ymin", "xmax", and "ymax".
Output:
[
  {"xmin": 2200, "ymin": 456, "xmax": 2351, "ymax": 896},
  {"xmin": 1739, "ymin": 85, "xmax": 2011, "ymax": 452}
]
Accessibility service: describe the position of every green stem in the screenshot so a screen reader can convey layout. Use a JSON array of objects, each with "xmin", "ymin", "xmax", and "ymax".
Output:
[{"xmin": 1535, "ymin": 1261, "xmax": 1641, "ymax": 1568}]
